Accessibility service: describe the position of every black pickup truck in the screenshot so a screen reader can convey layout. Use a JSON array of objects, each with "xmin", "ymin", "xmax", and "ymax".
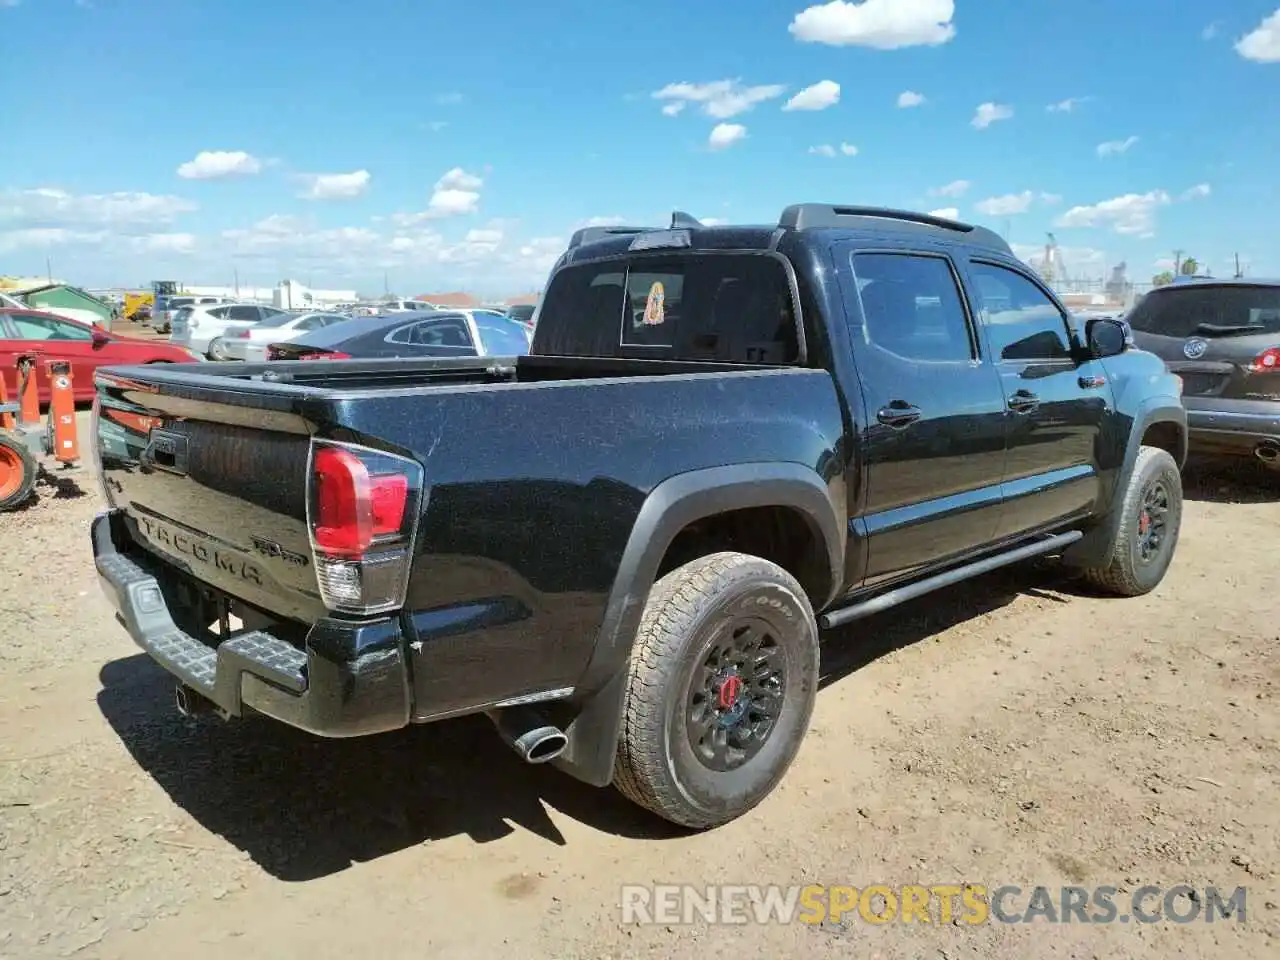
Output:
[{"xmin": 89, "ymin": 205, "xmax": 1187, "ymax": 830}]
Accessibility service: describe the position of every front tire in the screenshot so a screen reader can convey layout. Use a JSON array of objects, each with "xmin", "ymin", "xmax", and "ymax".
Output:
[
  {"xmin": 1080, "ymin": 445, "xmax": 1183, "ymax": 596},
  {"xmin": 612, "ymin": 552, "xmax": 820, "ymax": 829}
]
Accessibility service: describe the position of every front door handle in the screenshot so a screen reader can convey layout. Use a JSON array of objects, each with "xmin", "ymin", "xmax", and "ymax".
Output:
[
  {"xmin": 1008, "ymin": 390, "xmax": 1040, "ymax": 414},
  {"xmin": 876, "ymin": 401, "xmax": 921, "ymax": 428}
]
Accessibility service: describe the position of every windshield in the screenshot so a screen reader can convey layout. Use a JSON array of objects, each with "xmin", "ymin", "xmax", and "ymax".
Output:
[
  {"xmin": 1128, "ymin": 285, "xmax": 1280, "ymax": 338},
  {"xmin": 474, "ymin": 315, "xmax": 533, "ymax": 355}
]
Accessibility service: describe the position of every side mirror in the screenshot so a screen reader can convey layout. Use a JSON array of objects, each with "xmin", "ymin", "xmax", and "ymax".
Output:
[
  {"xmin": 91, "ymin": 329, "xmax": 111, "ymax": 348},
  {"xmin": 1085, "ymin": 317, "xmax": 1127, "ymax": 358}
]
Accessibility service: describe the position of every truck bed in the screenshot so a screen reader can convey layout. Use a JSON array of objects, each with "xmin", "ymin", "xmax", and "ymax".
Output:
[{"xmin": 92, "ymin": 354, "xmax": 844, "ymax": 720}]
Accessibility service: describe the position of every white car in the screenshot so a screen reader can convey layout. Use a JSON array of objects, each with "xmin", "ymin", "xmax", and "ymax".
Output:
[
  {"xmin": 351, "ymin": 299, "xmax": 436, "ymax": 316},
  {"xmin": 170, "ymin": 302, "xmax": 290, "ymax": 358},
  {"xmin": 218, "ymin": 311, "xmax": 351, "ymax": 362}
]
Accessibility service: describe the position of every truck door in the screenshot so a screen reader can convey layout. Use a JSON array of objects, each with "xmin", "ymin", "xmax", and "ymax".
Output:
[
  {"xmin": 959, "ymin": 258, "xmax": 1111, "ymax": 539},
  {"xmin": 833, "ymin": 244, "xmax": 1009, "ymax": 586}
]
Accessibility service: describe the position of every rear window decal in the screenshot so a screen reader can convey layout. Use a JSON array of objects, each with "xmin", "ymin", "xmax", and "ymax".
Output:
[{"xmin": 643, "ymin": 281, "xmax": 666, "ymax": 325}]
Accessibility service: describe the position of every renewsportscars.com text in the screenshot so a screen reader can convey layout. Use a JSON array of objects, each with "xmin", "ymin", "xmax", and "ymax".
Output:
[{"xmin": 620, "ymin": 883, "xmax": 1247, "ymax": 926}]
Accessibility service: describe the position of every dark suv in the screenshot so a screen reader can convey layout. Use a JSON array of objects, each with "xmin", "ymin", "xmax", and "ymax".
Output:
[{"xmin": 1127, "ymin": 278, "xmax": 1280, "ymax": 472}]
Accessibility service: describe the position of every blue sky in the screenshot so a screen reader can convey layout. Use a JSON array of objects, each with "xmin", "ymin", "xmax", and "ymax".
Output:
[{"xmin": 1, "ymin": 0, "xmax": 1277, "ymax": 296}]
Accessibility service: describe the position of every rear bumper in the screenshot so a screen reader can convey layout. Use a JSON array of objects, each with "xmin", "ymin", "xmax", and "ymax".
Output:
[
  {"xmin": 91, "ymin": 509, "xmax": 412, "ymax": 737},
  {"xmin": 1184, "ymin": 402, "xmax": 1280, "ymax": 460}
]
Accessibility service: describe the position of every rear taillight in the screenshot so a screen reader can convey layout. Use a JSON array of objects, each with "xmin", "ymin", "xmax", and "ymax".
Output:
[
  {"xmin": 300, "ymin": 351, "xmax": 351, "ymax": 361},
  {"xmin": 1249, "ymin": 346, "xmax": 1280, "ymax": 373},
  {"xmin": 236, "ymin": 329, "xmax": 251, "ymax": 339},
  {"xmin": 307, "ymin": 440, "xmax": 424, "ymax": 616}
]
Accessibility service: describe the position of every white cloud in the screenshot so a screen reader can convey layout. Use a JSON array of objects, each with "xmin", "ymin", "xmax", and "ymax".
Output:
[
  {"xmin": 394, "ymin": 168, "xmax": 485, "ymax": 221},
  {"xmin": 299, "ymin": 170, "xmax": 371, "ymax": 200},
  {"xmin": 1040, "ymin": 192, "xmax": 1063, "ymax": 205},
  {"xmin": 783, "ymin": 80, "xmax": 841, "ymax": 111},
  {"xmin": 974, "ymin": 191, "xmax": 1034, "ymax": 216},
  {"xmin": 436, "ymin": 167, "xmax": 483, "ymax": 192},
  {"xmin": 1055, "ymin": 190, "xmax": 1172, "ymax": 236},
  {"xmin": 789, "ymin": 0, "xmax": 956, "ymax": 49},
  {"xmin": 176, "ymin": 150, "xmax": 262, "ymax": 180},
  {"xmin": 971, "ymin": 102, "xmax": 1013, "ymax": 129},
  {"xmin": 1096, "ymin": 135, "xmax": 1139, "ymax": 157},
  {"xmin": 0, "ymin": 186, "xmax": 196, "ymax": 226},
  {"xmin": 1181, "ymin": 183, "xmax": 1211, "ymax": 200},
  {"xmin": 1047, "ymin": 96, "xmax": 1089, "ymax": 113},
  {"xmin": 930, "ymin": 179, "xmax": 970, "ymax": 198},
  {"xmin": 708, "ymin": 123, "xmax": 747, "ymax": 150},
  {"xmin": 1236, "ymin": 9, "xmax": 1280, "ymax": 61},
  {"xmin": 652, "ymin": 80, "xmax": 786, "ymax": 119},
  {"xmin": 1202, "ymin": 21, "xmax": 1221, "ymax": 40},
  {"xmin": 809, "ymin": 142, "xmax": 857, "ymax": 157},
  {"xmin": 426, "ymin": 189, "xmax": 480, "ymax": 216},
  {"xmin": 928, "ymin": 207, "xmax": 959, "ymax": 219},
  {"xmin": 700, "ymin": 217, "xmax": 728, "ymax": 226},
  {"xmin": 897, "ymin": 90, "xmax": 926, "ymax": 108}
]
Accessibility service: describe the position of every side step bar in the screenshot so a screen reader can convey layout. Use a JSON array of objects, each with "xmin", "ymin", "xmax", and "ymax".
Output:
[{"xmin": 820, "ymin": 530, "xmax": 1083, "ymax": 630}]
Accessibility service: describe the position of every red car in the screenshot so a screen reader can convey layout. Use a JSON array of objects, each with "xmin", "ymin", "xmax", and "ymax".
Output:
[{"xmin": 0, "ymin": 308, "xmax": 198, "ymax": 405}]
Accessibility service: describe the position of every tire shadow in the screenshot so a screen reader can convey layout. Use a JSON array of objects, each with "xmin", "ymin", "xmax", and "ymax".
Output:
[{"xmin": 818, "ymin": 561, "xmax": 1080, "ymax": 688}]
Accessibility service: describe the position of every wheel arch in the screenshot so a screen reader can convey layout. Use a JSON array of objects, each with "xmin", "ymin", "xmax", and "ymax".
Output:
[
  {"xmin": 551, "ymin": 461, "xmax": 844, "ymax": 787},
  {"xmin": 1063, "ymin": 396, "xmax": 1186, "ymax": 569}
]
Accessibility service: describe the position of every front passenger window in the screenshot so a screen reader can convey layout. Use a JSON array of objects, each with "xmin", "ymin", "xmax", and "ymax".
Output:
[{"xmin": 969, "ymin": 263, "xmax": 1073, "ymax": 362}]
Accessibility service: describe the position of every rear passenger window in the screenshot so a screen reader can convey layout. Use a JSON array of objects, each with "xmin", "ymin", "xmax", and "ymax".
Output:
[
  {"xmin": 849, "ymin": 253, "xmax": 974, "ymax": 362},
  {"xmin": 968, "ymin": 262, "xmax": 1073, "ymax": 362},
  {"xmin": 535, "ymin": 254, "xmax": 799, "ymax": 363}
]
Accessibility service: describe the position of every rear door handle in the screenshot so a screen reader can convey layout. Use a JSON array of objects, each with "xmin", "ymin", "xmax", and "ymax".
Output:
[
  {"xmin": 876, "ymin": 402, "xmax": 921, "ymax": 428},
  {"xmin": 1008, "ymin": 390, "xmax": 1039, "ymax": 413}
]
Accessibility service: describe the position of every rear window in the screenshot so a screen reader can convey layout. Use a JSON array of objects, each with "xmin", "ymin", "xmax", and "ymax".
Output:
[
  {"xmin": 1128, "ymin": 285, "xmax": 1280, "ymax": 338},
  {"xmin": 170, "ymin": 297, "xmax": 195, "ymax": 308},
  {"xmin": 174, "ymin": 307, "xmax": 194, "ymax": 321},
  {"xmin": 534, "ymin": 254, "xmax": 799, "ymax": 363}
]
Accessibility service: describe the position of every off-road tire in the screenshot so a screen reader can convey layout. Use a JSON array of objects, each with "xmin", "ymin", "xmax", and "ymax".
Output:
[
  {"xmin": 1080, "ymin": 445, "xmax": 1183, "ymax": 596},
  {"xmin": 0, "ymin": 434, "xmax": 37, "ymax": 512},
  {"xmin": 612, "ymin": 551, "xmax": 820, "ymax": 829}
]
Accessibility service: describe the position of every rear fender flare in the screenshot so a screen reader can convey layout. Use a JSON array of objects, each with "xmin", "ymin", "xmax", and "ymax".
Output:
[
  {"xmin": 1062, "ymin": 395, "xmax": 1186, "ymax": 568},
  {"xmin": 551, "ymin": 462, "xmax": 844, "ymax": 787}
]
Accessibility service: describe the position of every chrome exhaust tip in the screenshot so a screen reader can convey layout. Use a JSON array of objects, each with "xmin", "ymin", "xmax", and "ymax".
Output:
[
  {"xmin": 1254, "ymin": 442, "xmax": 1279, "ymax": 463},
  {"xmin": 486, "ymin": 706, "xmax": 568, "ymax": 764},
  {"xmin": 174, "ymin": 683, "xmax": 216, "ymax": 718}
]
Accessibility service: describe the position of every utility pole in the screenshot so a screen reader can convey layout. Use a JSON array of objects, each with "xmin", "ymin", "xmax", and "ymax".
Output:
[
  {"xmin": 234, "ymin": 266, "xmax": 240, "ymax": 296},
  {"xmin": 1173, "ymin": 249, "xmax": 1184, "ymax": 276},
  {"xmin": 1234, "ymin": 253, "xmax": 1242, "ymax": 279},
  {"xmin": 46, "ymin": 256, "xmax": 53, "ymax": 283}
]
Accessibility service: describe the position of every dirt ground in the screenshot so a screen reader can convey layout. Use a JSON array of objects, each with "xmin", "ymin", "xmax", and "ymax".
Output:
[{"xmin": 1, "ymin": 447, "xmax": 1276, "ymax": 959}]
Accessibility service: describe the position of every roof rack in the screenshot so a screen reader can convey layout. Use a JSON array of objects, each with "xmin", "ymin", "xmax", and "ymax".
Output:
[
  {"xmin": 566, "ymin": 210, "xmax": 707, "ymax": 251},
  {"xmin": 778, "ymin": 204, "xmax": 1011, "ymax": 253}
]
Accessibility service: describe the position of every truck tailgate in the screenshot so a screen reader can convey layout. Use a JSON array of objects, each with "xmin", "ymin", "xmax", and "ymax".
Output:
[{"xmin": 93, "ymin": 371, "xmax": 328, "ymax": 623}]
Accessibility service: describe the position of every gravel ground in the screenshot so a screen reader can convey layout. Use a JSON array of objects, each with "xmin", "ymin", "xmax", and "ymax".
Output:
[{"xmin": 0, "ymin": 449, "xmax": 1276, "ymax": 959}]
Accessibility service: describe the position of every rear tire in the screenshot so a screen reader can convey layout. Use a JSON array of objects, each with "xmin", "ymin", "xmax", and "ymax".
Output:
[
  {"xmin": 1079, "ymin": 445, "xmax": 1183, "ymax": 596},
  {"xmin": 0, "ymin": 434, "xmax": 37, "ymax": 512},
  {"xmin": 612, "ymin": 552, "xmax": 820, "ymax": 829}
]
